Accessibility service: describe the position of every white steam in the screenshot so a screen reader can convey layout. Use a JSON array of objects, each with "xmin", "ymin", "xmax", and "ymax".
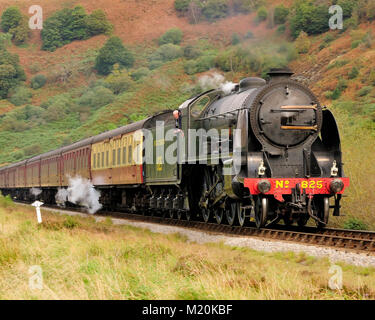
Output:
[
  {"xmin": 30, "ymin": 188, "xmax": 42, "ymax": 197},
  {"xmin": 55, "ymin": 176, "xmax": 102, "ymax": 214},
  {"xmin": 198, "ymin": 73, "xmax": 237, "ymax": 95}
]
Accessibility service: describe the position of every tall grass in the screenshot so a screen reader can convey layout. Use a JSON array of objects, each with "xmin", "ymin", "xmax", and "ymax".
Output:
[
  {"xmin": 330, "ymin": 106, "xmax": 375, "ymax": 229},
  {"xmin": 0, "ymin": 199, "xmax": 374, "ymax": 300}
]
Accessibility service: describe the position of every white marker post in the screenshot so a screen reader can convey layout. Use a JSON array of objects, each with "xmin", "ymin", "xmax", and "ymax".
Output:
[{"xmin": 32, "ymin": 201, "xmax": 44, "ymax": 224}]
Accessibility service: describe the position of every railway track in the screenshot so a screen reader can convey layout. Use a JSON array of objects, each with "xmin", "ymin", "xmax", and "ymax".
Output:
[{"xmin": 17, "ymin": 202, "xmax": 375, "ymax": 254}]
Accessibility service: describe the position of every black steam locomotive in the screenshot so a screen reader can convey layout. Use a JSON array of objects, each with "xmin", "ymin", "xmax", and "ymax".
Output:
[
  {"xmin": 0, "ymin": 69, "xmax": 349, "ymax": 228},
  {"xmin": 169, "ymin": 68, "xmax": 349, "ymax": 228}
]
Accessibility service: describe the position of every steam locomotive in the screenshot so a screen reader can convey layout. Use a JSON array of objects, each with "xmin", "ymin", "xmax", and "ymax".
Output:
[{"xmin": 0, "ymin": 69, "xmax": 349, "ymax": 228}]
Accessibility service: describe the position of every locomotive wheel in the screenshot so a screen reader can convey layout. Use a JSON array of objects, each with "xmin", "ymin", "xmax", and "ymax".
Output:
[
  {"xmin": 315, "ymin": 197, "xmax": 330, "ymax": 229},
  {"xmin": 238, "ymin": 206, "xmax": 246, "ymax": 227},
  {"xmin": 186, "ymin": 210, "xmax": 192, "ymax": 221},
  {"xmin": 214, "ymin": 208, "xmax": 224, "ymax": 224},
  {"xmin": 226, "ymin": 202, "xmax": 239, "ymax": 226},
  {"xmin": 297, "ymin": 214, "xmax": 309, "ymax": 227},
  {"xmin": 255, "ymin": 197, "xmax": 268, "ymax": 229},
  {"xmin": 177, "ymin": 210, "xmax": 183, "ymax": 220},
  {"xmin": 168, "ymin": 209, "xmax": 174, "ymax": 219},
  {"xmin": 202, "ymin": 208, "xmax": 211, "ymax": 223}
]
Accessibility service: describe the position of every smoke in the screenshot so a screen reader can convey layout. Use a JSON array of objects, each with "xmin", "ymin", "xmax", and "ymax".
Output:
[
  {"xmin": 55, "ymin": 176, "xmax": 102, "ymax": 214},
  {"xmin": 55, "ymin": 188, "xmax": 69, "ymax": 206},
  {"xmin": 198, "ymin": 72, "xmax": 237, "ymax": 95},
  {"xmin": 30, "ymin": 188, "xmax": 42, "ymax": 197}
]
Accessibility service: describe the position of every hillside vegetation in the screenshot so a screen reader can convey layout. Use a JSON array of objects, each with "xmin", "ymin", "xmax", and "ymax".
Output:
[
  {"xmin": 0, "ymin": 196, "xmax": 374, "ymax": 300},
  {"xmin": 0, "ymin": 0, "xmax": 374, "ymax": 228}
]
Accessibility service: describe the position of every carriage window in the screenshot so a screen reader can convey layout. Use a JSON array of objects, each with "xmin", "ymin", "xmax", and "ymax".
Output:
[
  {"xmin": 123, "ymin": 147, "xmax": 127, "ymax": 164},
  {"xmin": 113, "ymin": 149, "xmax": 116, "ymax": 166},
  {"xmin": 106, "ymin": 151, "xmax": 109, "ymax": 167},
  {"xmin": 101, "ymin": 152, "xmax": 104, "ymax": 168},
  {"xmin": 128, "ymin": 146, "xmax": 132, "ymax": 164},
  {"xmin": 97, "ymin": 153, "xmax": 100, "ymax": 168},
  {"xmin": 93, "ymin": 154, "xmax": 96, "ymax": 169},
  {"xmin": 190, "ymin": 95, "xmax": 211, "ymax": 118},
  {"xmin": 118, "ymin": 148, "xmax": 121, "ymax": 165}
]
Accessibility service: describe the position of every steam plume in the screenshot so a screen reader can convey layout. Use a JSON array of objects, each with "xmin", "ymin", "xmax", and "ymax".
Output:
[
  {"xmin": 198, "ymin": 72, "xmax": 236, "ymax": 95},
  {"xmin": 55, "ymin": 176, "xmax": 102, "ymax": 214},
  {"xmin": 30, "ymin": 188, "xmax": 42, "ymax": 197}
]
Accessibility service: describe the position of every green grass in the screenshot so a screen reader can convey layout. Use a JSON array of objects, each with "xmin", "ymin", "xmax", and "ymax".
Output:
[{"xmin": 0, "ymin": 198, "xmax": 374, "ymax": 300}]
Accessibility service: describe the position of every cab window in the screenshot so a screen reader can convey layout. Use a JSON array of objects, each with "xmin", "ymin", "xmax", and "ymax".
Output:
[{"xmin": 190, "ymin": 95, "xmax": 211, "ymax": 118}]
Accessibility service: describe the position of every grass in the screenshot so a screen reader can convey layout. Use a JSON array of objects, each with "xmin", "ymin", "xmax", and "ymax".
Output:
[
  {"xmin": 0, "ymin": 197, "xmax": 375, "ymax": 300},
  {"xmin": 330, "ymin": 106, "xmax": 375, "ymax": 230}
]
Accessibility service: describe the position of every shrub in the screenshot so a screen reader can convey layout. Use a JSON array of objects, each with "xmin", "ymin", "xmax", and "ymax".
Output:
[
  {"xmin": 85, "ymin": 9, "xmax": 113, "ymax": 36},
  {"xmin": 330, "ymin": 87, "xmax": 342, "ymax": 100},
  {"xmin": 245, "ymin": 31, "xmax": 254, "ymax": 39},
  {"xmin": 24, "ymin": 144, "xmax": 42, "ymax": 157},
  {"xmin": 324, "ymin": 91, "xmax": 333, "ymax": 99},
  {"xmin": 369, "ymin": 70, "xmax": 375, "ymax": 85},
  {"xmin": 231, "ymin": 33, "xmax": 241, "ymax": 45},
  {"xmin": 274, "ymin": 5, "xmax": 289, "ymax": 25},
  {"xmin": 196, "ymin": 55, "xmax": 215, "ymax": 72},
  {"xmin": 348, "ymin": 66, "xmax": 359, "ymax": 79},
  {"xmin": 9, "ymin": 86, "xmax": 32, "ymax": 106},
  {"xmin": 351, "ymin": 40, "xmax": 361, "ymax": 49},
  {"xmin": 105, "ymin": 66, "xmax": 134, "ymax": 94},
  {"xmin": 148, "ymin": 59, "xmax": 164, "ymax": 70},
  {"xmin": 151, "ymin": 44, "xmax": 183, "ymax": 63},
  {"xmin": 31, "ymin": 74, "xmax": 47, "ymax": 89},
  {"xmin": 358, "ymin": 86, "xmax": 373, "ymax": 97},
  {"xmin": 202, "ymin": 0, "xmax": 229, "ymax": 21},
  {"xmin": 276, "ymin": 25, "xmax": 286, "ymax": 35},
  {"xmin": 158, "ymin": 28, "xmax": 183, "ymax": 45},
  {"xmin": 42, "ymin": 6, "xmax": 112, "ymax": 51},
  {"xmin": 183, "ymin": 44, "xmax": 202, "ymax": 60},
  {"xmin": 0, "ymin": 47, "xmax": 26, "ymax": 98},
  {"xmin": 42, "ymin": 94, "xmax": 74, "ymax": 121},
  {"xmin": 256, "ymin": 6, "xmax": 268, "ymax": 23},
  {"xmin": 295, "ymin": 31, "xmax": 310, "ymax": 53},
  {"xmin": 131, "ymin": 67, "xmax": 150, "ymax": 81},
  {"xmin": 1, "ymin": 7, "xmax": 22, "ymax": 32},
  {"xmin": 1, "ymin": 7, "xmax": 30, "ymax": 45},
  {"xmin": 290, "ymin": 1, "xmax": 330, "ymax": 38},
  {"xmin": 337, "ymin": 0, "xmax": 357, "ymax": 19},
  {"xmin": 184, "ymin": 60, "xmax": 198, "ymax": 75},
  {"xmin": 344, "ymin": 218, "xmax": 368, "ymax": 230},
  {"xmin": 95, "ymin": 37, "xmax": 135, "ymax": 75},
  {"xmin": 78, "ymin": 86, "xmax": 115, "ymax": 108},
  {"xmin": 174, "ymin": 0, "xmax": 191, "ymax": 13},
  {"xmin": 232, "ymin": 0, "xmax": 260, "ymax": 13}
]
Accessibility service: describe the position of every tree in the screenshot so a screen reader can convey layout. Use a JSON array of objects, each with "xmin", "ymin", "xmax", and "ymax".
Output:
[
  {"xmin": 256, "ymin": 6, "xmax": 268, "ymax": 23},
  {"xmin": 174, "ymin": 0, "xmax": 191, "ymax": 13},
  {"xmin": 9, "ymin": 16, "xmax": 30, "ymax": 45},
  {"xmin": 0, "ymin": 47, "xmax": 26, "ymax": 98},
  {"xmin": 1, "ymin": 7, "xmax": 22, "ymax": 32},
  {"xmin": 95, "ymin": 37, "xmax": 135, "ymax": 75},
  {"xmin": 202, "ymin": 0, "xmax": 229, "ymax": 21},
  {"xmin": 42, "ymin": 6, "xmax": 112, "ymax": 51},
  {"xmin": 86, "ymin": 10, "xmax": 113, "ymax": 36},
  {"xmin": 290, "ymin": 1, "xmax": 330, "ymax": 38},
  {"xmin": 274, "ymin": 5, "xmax": 289, "ymax": 25},
  {"xmin": 105, "ymin": 64, "xmax": 134, "ymax": 94},
  {"xmin": 295, "ymin": 31, "xmax": 311, "ymax": 53},
  {"xmin": 31, "ymin": 74, "xmax": 47, "ymax": 89},
  {"xmin": 188, "ymin": 1, "xmax": 202, "ymax": 24},
  {"xmin": 9, "ymin": 86, "xmax": 32, "ymax": 106},
  {"xmin": 70, "ymin": 5, "xmax": 89, "ymax": 41},
  {"xmin": 1, "ymin": 7, "xmax": 30, "ymax": 45},
  {"xmin": 158, "ymin": 28, "xmax": 183, "ymax": 45}
]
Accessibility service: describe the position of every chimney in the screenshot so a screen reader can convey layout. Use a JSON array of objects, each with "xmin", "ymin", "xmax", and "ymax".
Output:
[{"xmin": 267, "ymin": 68, "xmax": 294, "ymax": 82}]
